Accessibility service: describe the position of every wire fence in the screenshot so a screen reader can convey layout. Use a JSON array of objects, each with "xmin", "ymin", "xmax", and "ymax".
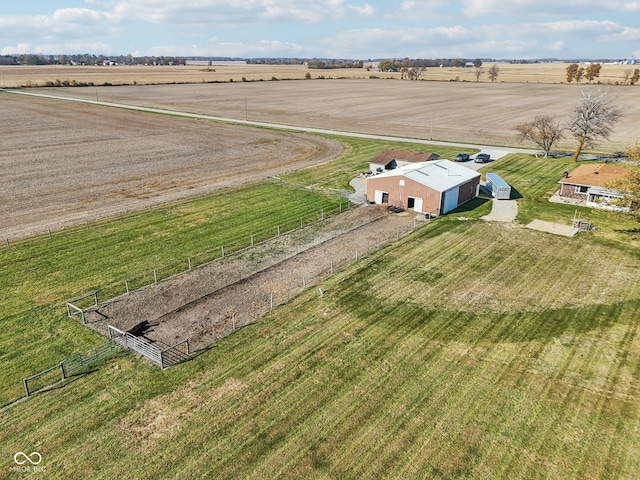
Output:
[
  {"xmin": 22, "ymin": 338, "xmax": 121, "ymax": 398},
  {"xmin": 0, "ymin": 178, "xmax": 353, "ymax": 251},
  {"xmin": 62, "ymin": 198, "xmax": 356, "ymax": 303},
  {"xmin": 183, "ymin": 215, "xmax": 423, "ymax": 348}
]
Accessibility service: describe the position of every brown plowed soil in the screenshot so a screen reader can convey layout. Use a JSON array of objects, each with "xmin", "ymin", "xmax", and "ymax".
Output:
[
  {"xmin": 0, "ymin": 94, "xmax": 343, "ymax": 241},
  {"xmin": 84, "ymin": 206, "xmax": 423, "ymax": 352}
]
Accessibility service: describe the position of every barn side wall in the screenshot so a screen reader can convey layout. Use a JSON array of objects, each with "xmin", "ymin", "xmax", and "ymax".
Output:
[{"xmin": 366, "ymin": 176, "xmax": 442, "ymax": 213}]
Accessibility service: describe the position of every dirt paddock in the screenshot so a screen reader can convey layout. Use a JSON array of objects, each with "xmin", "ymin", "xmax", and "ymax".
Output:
[{"xmin": 85, "ymin": 206, "xmax": 421, "ymax": 353}]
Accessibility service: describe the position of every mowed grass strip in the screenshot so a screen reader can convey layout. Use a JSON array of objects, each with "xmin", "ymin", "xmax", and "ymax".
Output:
[
  {"xmin": 0, "ymin": 182, "xmax": 343, "ymax": 406},
  {"xmin": 1, "ymin": 219, "xmax": 639, "ymax": 479},
  {"xmin": 1, "ymin": 141, "xmax": 640, "ymax": 478}
]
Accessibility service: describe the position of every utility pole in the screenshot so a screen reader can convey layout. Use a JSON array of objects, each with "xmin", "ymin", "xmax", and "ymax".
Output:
[{"xmin": 430, "ymin": 110, "xmax": 434, "ymax": 140}]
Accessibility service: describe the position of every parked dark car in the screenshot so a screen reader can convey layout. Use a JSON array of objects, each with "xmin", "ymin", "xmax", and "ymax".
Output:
[
  {"xmin": 454, "ymin": 153, "xmax": 470, "ymax": 162},
  {"xmin": 474, "ymin": 153, "xmax": 491, "ymax": 163}
]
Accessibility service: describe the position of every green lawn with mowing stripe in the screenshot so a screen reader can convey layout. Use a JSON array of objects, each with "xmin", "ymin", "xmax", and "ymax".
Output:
[
  {"xmin": 0, "ymin": 182, "xmax": 344, "ymax": 406},
  {"xmin": 1, "ymin": 143, "xmax": 639, "ymax": 479}
]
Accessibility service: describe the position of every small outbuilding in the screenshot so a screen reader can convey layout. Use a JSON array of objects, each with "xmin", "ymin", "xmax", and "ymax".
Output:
[
  {"xmin": 366, "ymin": 159, "xmax": 481, "ymax": 216},
  {"xmin": 368, "ymin": 149, "xmax": 439, "ymax": 173},
  {"xmin": 485, "ymin": 173, "xmax": 511, "ymax": 200}
]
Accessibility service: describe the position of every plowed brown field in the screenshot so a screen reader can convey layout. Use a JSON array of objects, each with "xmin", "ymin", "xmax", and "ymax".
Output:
[{"xmin": 0, "ymin": 94, "xmax": 342, "ymax": 241}]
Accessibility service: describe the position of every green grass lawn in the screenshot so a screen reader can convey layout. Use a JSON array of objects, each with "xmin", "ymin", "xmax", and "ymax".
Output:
[
  {"xmin": 1, "ymin": 141, "xmax": 639, "ymax": 479},
  {"xmin": 0, "ymin": 182, "xmax": 345, "ymax": 406}
]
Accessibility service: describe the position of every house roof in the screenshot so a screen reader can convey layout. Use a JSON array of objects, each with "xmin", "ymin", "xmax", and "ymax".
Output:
[
  {"xmin": 560, "ymin": 163, "xmax": 628, "ymax": 188},
  {"xmin": 369, "ymin": 148, "xmax": 437, "ymax": 165},
  {"xmin": 368, "ymin": 159, "xmax": 480, "ymax": 192}
]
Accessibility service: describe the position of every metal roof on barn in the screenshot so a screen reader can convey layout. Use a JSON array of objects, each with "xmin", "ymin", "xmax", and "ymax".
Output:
[{"xmin": 370, "ymin": 159, "xmax": 480, "ymax": 192}]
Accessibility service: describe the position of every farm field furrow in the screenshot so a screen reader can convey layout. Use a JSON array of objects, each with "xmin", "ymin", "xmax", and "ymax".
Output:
[
  {"xmin": 38, "ymin": 78, "xmax": 640, "ymax": 154},
  {"xmin": 0, "ymin": 93, "xmax": 343, "ymax": 241}
]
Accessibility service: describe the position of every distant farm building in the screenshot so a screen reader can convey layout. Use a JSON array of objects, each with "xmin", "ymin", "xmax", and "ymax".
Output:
[
  {"xmin": 366, "ymin": 159, "xmax": 481, "ymax": 216},
  {"xmin": 369, "ymin": 149, "xmax": 439, "ymax": 173},
  {"xmin": 558, "ymin": 163, "xmax": 628, "ymax": 210}
]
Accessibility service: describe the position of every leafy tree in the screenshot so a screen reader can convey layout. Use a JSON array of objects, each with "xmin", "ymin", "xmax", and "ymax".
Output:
[
  {"xmin": 567, "ymin": 88, "xmax": 623, "ymax": 162},
  {"xmin": 487, "ymin": 64, "xmax": 500, "ymax": 82},
  {"xmin": 566, "ymin": 63, "xmax": 579, "ymax": 82},
  {"xmin": 607, "ymin": 144, "xmax": 640, "ymax": 221},
  {"xmin": 626, "ymin": 141, "xmax": 640, "ymax": 163},
  {"xmin": 631, "ymin": 68, "xmax": 640, "ymax": 85},
  {"xmin": 575, "ymin": 66, "xmax": 585, "ymax": 83},
  {"xmin": 584, "ymin": 63, "xmax": 602, "ymax": 83},
  {"xmin": 514, "ymin": 115, "xmax": 565, "ymax": 157},
  {"xmin": 472, "ymin": 58, "xmax": 483, "ymax": 68}
]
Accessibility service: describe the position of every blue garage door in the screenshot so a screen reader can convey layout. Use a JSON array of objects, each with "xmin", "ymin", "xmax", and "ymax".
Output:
[{"xmin": 442, "ymin": 186, "xmax": 460, "ymax": 214}]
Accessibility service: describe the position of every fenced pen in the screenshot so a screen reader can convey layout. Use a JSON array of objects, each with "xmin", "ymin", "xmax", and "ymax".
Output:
[
  {"xmin": 107, "ymin": 325, "xmax": 189, "ymax": 369},
  {"xmin": 170, "ymin": 214, "xmax": 424, "ymax": 348},
  {"xmin": 22, "ymin": 338, "xmax": 121, "ymax": 397},
  {"xmin": 61, "ymin": 196, "xmax": 356, "ymax": 304}
]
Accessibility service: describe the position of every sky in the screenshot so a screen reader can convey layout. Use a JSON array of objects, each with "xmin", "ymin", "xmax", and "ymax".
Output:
[{"xmin": 1, "ymin": 1, "xmax": 639, "ymax": 60}]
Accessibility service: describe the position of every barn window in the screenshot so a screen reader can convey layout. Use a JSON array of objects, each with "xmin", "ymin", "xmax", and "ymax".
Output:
[{"xmin": 399, "ymin": 179, "xmax": 405, "ymax": 186}]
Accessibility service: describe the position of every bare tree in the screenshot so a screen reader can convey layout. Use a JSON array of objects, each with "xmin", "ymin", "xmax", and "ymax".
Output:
[
  {"xmin": 623, "ymin": 69, "xmax": 632, "ymax": 84},
  {"xmin": 473, "ymin": 58, "xmax": 483, "ymax": 82},
  {"xmin": 567, "ymin": 88, "xmax": 623, "ymax": 162},
  {"xmin": 487, "ymin": 64, "xmax": 500, "ymax": 82},
  {"xmin": 408, "ymin": 66, "xmax": 426, "ymax": 80},
  {"xmin": 514, "ymin": 115, "xmax": 565, "ymax": 157}
]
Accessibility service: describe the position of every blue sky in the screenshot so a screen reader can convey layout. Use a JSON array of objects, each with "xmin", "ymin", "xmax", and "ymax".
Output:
[{"xmin": 1, "ymin": 1, "xmax": 639, "ymax": 59}]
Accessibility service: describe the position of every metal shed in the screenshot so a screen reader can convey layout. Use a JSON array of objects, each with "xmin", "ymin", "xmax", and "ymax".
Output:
[{"xmin": 485, "ymin": 173, "xmax": 511, "ymax": 200}]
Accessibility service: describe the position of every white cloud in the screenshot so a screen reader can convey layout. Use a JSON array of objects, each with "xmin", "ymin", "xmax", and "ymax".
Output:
[
  {"xmin": 462, "ymin": 0, "xmax": 640, "ymax": 17},
  {"xmin": 547, "ymin": 40, "xmax": 565, "ymax": 51},
  {"xmin": 112, "ymin": 0, "xmax": 375, "ymax": 25},
  {"xmin": 145, "ymin": 38, "xmax": 304, "ymax": 57},
  {"xmin": 384, "ymin": 0, "xmax": 450, "ymax": 21},
  {"xmin": 1, "ymin": 43, "xmax": 32, "ymax": 55}
]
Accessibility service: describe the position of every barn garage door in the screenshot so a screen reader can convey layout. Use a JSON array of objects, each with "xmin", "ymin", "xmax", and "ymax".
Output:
[
  {"xmin": 442, "ymin": 187, "xmax": 460, "ymax": 214},
  {"xmin": 374, "ymin": 190, "xmax": 389, "ymax": 204},
  {"xmin": 407, "ymin": 196, "xmax": 423, "ymax": 213}
]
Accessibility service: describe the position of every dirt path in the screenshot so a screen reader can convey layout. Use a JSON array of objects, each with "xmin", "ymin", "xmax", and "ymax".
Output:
[{"xmin": 84, "ymin": 206, "xmax": 423, "ymax": 352}]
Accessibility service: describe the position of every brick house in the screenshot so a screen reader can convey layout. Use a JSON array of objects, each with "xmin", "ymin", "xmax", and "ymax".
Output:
[{"xmin": 558, "ymin": 163, "xmax": 628, "ymax": 209}]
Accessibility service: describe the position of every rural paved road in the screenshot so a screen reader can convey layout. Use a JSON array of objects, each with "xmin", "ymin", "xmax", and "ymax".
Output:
[{"xmin": 1, "ymin": 88, "xmax": 540, "ymax": 159}]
